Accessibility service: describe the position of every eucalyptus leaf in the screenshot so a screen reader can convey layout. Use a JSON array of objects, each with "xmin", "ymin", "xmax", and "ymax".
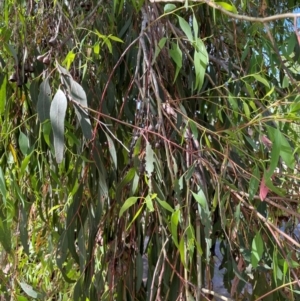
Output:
[
  {"xmin": 50, "ymin": 89, "xmax": 68, "ymax": 163},
  {"xmin": 37, "ymin": 78, "xmax": 51, "ymax": 123}
]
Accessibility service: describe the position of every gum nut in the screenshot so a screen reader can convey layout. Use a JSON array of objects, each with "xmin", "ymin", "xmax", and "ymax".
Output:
[
  {"xmin": 9, "ymin": 72, "xmax": 17, "ymax": 82},
  {"xmin": 37, "ymin": 54, "xmax": 46, "ymax": 62},
  {"xmin": 43, "ymin": 56, "xmax": 51, "ymax": 65}
]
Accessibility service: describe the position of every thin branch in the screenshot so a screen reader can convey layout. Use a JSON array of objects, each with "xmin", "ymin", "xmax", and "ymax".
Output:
[{"xmin": 150, "ymin": 0, "xmax": 300, "ymax": 24}]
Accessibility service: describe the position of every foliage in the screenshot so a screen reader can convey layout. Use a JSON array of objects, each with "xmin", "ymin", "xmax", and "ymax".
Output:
[{"xmin": 1, "ymin": 0, "xmax": 300, "ymax": 300}]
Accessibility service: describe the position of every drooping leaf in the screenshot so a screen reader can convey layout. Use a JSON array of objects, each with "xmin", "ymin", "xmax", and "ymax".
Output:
[
  {"xmin": 37, "ymin": 78, "xmax": 51, "ymax": 123},
  {"xmin": 259, "ymin": 177, "xmax": 268, "ymax": 201},
  {"xmin": 57, "ymin": 63, "xmax": 92, "ymax": 140},
  {"xmin": 251, "ymin": 232, "xmax": 264, "ymax": 268},
  {"xmin": 177, "ymin": 15, "xmax": 193, "ymax": 42},
  {"xmin": 18, "ymin": 131, "xmax": 29, "ymax": 156},
  {"xmin": 169, "ymin": 42, "xmax": 182, "ymax": 83},
  {"xmin": 0, "ymin": 167, "xmax": 7, "ymax": 205},
  {"xmin": 119, "ymin": 196, "xmax": 139, "ymax": 217},
  {"xmin": 171, "ymin": 209, "xmax": 180, "ymax": 247},
  {"xmin": 0, "ymin": 74, "xmax": 7, "ymax": 115},
  {"xmin": 104, "ymin": 132, "xmax": 117, "ymax": 169},
  {"xmin": 145, "ymin": 142, "xmax": 155, "ymax": 177},
  {"xmin": 249, "ymin": 165, "xmax": 260, "ymax": 201},
  {"xmin": 50, "ymin": 89, "xmax": 68, "ymax": 163},
  {"xmin": 145, "ymin": 194, "xmax": 154, "ymax": 212},
  {"xmin": 156, "ymin": 197, "xmax": 174, "ymax": 213}
]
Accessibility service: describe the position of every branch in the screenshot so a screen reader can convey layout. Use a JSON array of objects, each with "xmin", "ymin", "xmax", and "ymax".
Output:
[{"xmin": 150, "ymin": 0, "xmax": 300, "ymax": 23}]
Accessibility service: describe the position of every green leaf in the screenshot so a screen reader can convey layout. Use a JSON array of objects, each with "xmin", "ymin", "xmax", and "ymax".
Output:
[
  {"xmin": 104, "ymin": 132, "xmax": 117, "ymax": 170},
  {"xmin": 215, "ymin": 2, "xmax": 238, "ymax": 13},
  {"xmin": 192, "ymin": 190, "xmax": 207, "ymax": 209},
  {"xmin": 145, "ymin": 194, "xmax": 154, "ymax": 212},
  {"xmin": 189, "ymin": 120, "xmax": 198, "ymax": 140},
  {"xmin": 116, "ymin": 167, "xmax": 136, "ymax": 200},
  {"xmin": 251, "ymin": 232, "xmax": 264, "ymax": 268},
  {"xmin": 249, "ymin": 165, "xmax": 260, "ymax": 201},
  {"xmin": 228, "ymin": 93, "xmax": 239, "ymax": 118},
  {"xmin": 126, "ymin": 204, "xmax": 144, "ymax": 230},
  {"xmin": 119, "ymin": 196, "xmax": 139, "ymax": 217},
  {"xmin": 243, "ymin": 101, "xmax": 250, "ymax": 119},
  {"xmin": 156, "ymin": 197, "xmax": 174, "ymax": 213},
  {"xmin": 152, "ymin": 37, "xmax": 167, "ymax": 65},
  {"xmin": 108, "ymin": 34, "xmax": 123, "ymax": 43},
  {"xmin": 145, "ymin": 142, "xmax": 155, "ymax": 177},
  {"xmin": 171, "ymin": 209, "xmax": 180, "ymax": 247},
  {"xmin": 267, "ymin": 126, "xmax": 294, "ymax": 169},
  {"xmin": 0, "ymin": 74, "xmax": 7, "ymax": 115},
  {"xmin": 192, "ymin": 13, "xmax": 199, "ymax": 39},
  {"xmin": 194, "ymin": 47, "xmax": 208, "ymax": 91},
  {"xmin": 18, "ymin": 281, "xmax": 39, "ymax": 299},
  {"xmin": 62, "ymin": 50, "xmax": 76, "ymax": 70},
  {"xmin": 19, "ymin": 131, "xmax": 29, "ymax": 156},
  {"xmin": 37, "ymin": 79, "xmax": 51, "ymax": 123},
  {"xmin": 169, "ymin": 42, "xmax": 182, "ymax": 83},
  {"xmin": 94, "ymin": 42, "xmax": 100, "ymax": 55},
  {"xmin": 0, "ymin": 167, "xmax": 7, "ymax": 205},
  {"xmin": 164, "ymin": 4, "xmax": 176, "ymax": 13},
  {"xmin": 252, "ymin": 74, "xmax": 270, "ymax": 88},
  {"xmin": 57, "ymin": 63, "xmax": 93, "ymax": 140},
  {"xmin": 177, "ymin": 15, "xmax": 193, "ymax": 42},
  {"xmin": 20, "ymin": 153, "xmax": 32, "ymax": 177},
  {"xmin": 50, "ymin": 89, "xmax": 68, "ymax": 163}
]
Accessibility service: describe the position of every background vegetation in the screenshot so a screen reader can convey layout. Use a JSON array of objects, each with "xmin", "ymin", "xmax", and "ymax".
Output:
[{"xmin": 1, "ymin": 0, "xmax": 300, "ymax": 300}]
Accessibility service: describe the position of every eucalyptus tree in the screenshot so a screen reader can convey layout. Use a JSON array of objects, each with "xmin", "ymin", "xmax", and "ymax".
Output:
[{"xmin": 0, "ymin": 0, "xmax": 300, "ymax": 300}]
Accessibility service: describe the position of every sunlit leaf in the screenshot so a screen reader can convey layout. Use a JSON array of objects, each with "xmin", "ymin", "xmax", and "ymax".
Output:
[
  {"xmin": 119, "ymin": 196, "xmax": 139, "ymax": 217},
  {"xmin": 215, "ymin": 2, "xmax": 238, "ymax": 13},
  {"xmin": 0, "ymin": 74, "xmax": 7, "ymax": 115},
  {"xmin": 50, "ymin": 89, "xmax": 68, "ymax": 163},
  {"xmin": 62, "ymin": 50, "xmax": 76, "ymax": 70},
  {"xmin": 145, "ymin": 194, "xmax": 154, "ymax": 212},
  {"xmin": 145, "ymin": 142, "xmax": 155, "ymax": 177},
  {"xmin": 171, "ymin": 210, "xmax": 180, "ymax": 247}
]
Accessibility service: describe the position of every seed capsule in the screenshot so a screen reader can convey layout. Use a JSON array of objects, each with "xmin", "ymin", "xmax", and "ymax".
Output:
[
  {"xmin": 9, "ymin": 72, "xmax": 18, "ymax": 82},
  {"xmin": 42, "ymin": 55, "xmax": 51, "ymax": 65}
]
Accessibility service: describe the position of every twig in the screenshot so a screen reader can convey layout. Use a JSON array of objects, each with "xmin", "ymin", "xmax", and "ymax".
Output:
[{"xmin": 150, "ymin": 0, "xmax": 300, "ymax": 24}]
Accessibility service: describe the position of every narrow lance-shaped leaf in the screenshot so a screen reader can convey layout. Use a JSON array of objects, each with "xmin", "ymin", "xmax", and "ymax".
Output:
[
  {"xmin": 37, "ymin": 78, "xmax": 51, "ymax": 123},
  {"xmin": 145, "ymin": 142, "xmax": 155, "ymax": 177},
  {"xmin": 0, "ymin": 167, "xmax": 6, "ymax": 205},
  {"xmin": 56, "ymin": 62, "xmax": 92, "ymax": 140},
  {"xmin": 50, "ymin": 89, "xmax": 67, "ymax": 163}
]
